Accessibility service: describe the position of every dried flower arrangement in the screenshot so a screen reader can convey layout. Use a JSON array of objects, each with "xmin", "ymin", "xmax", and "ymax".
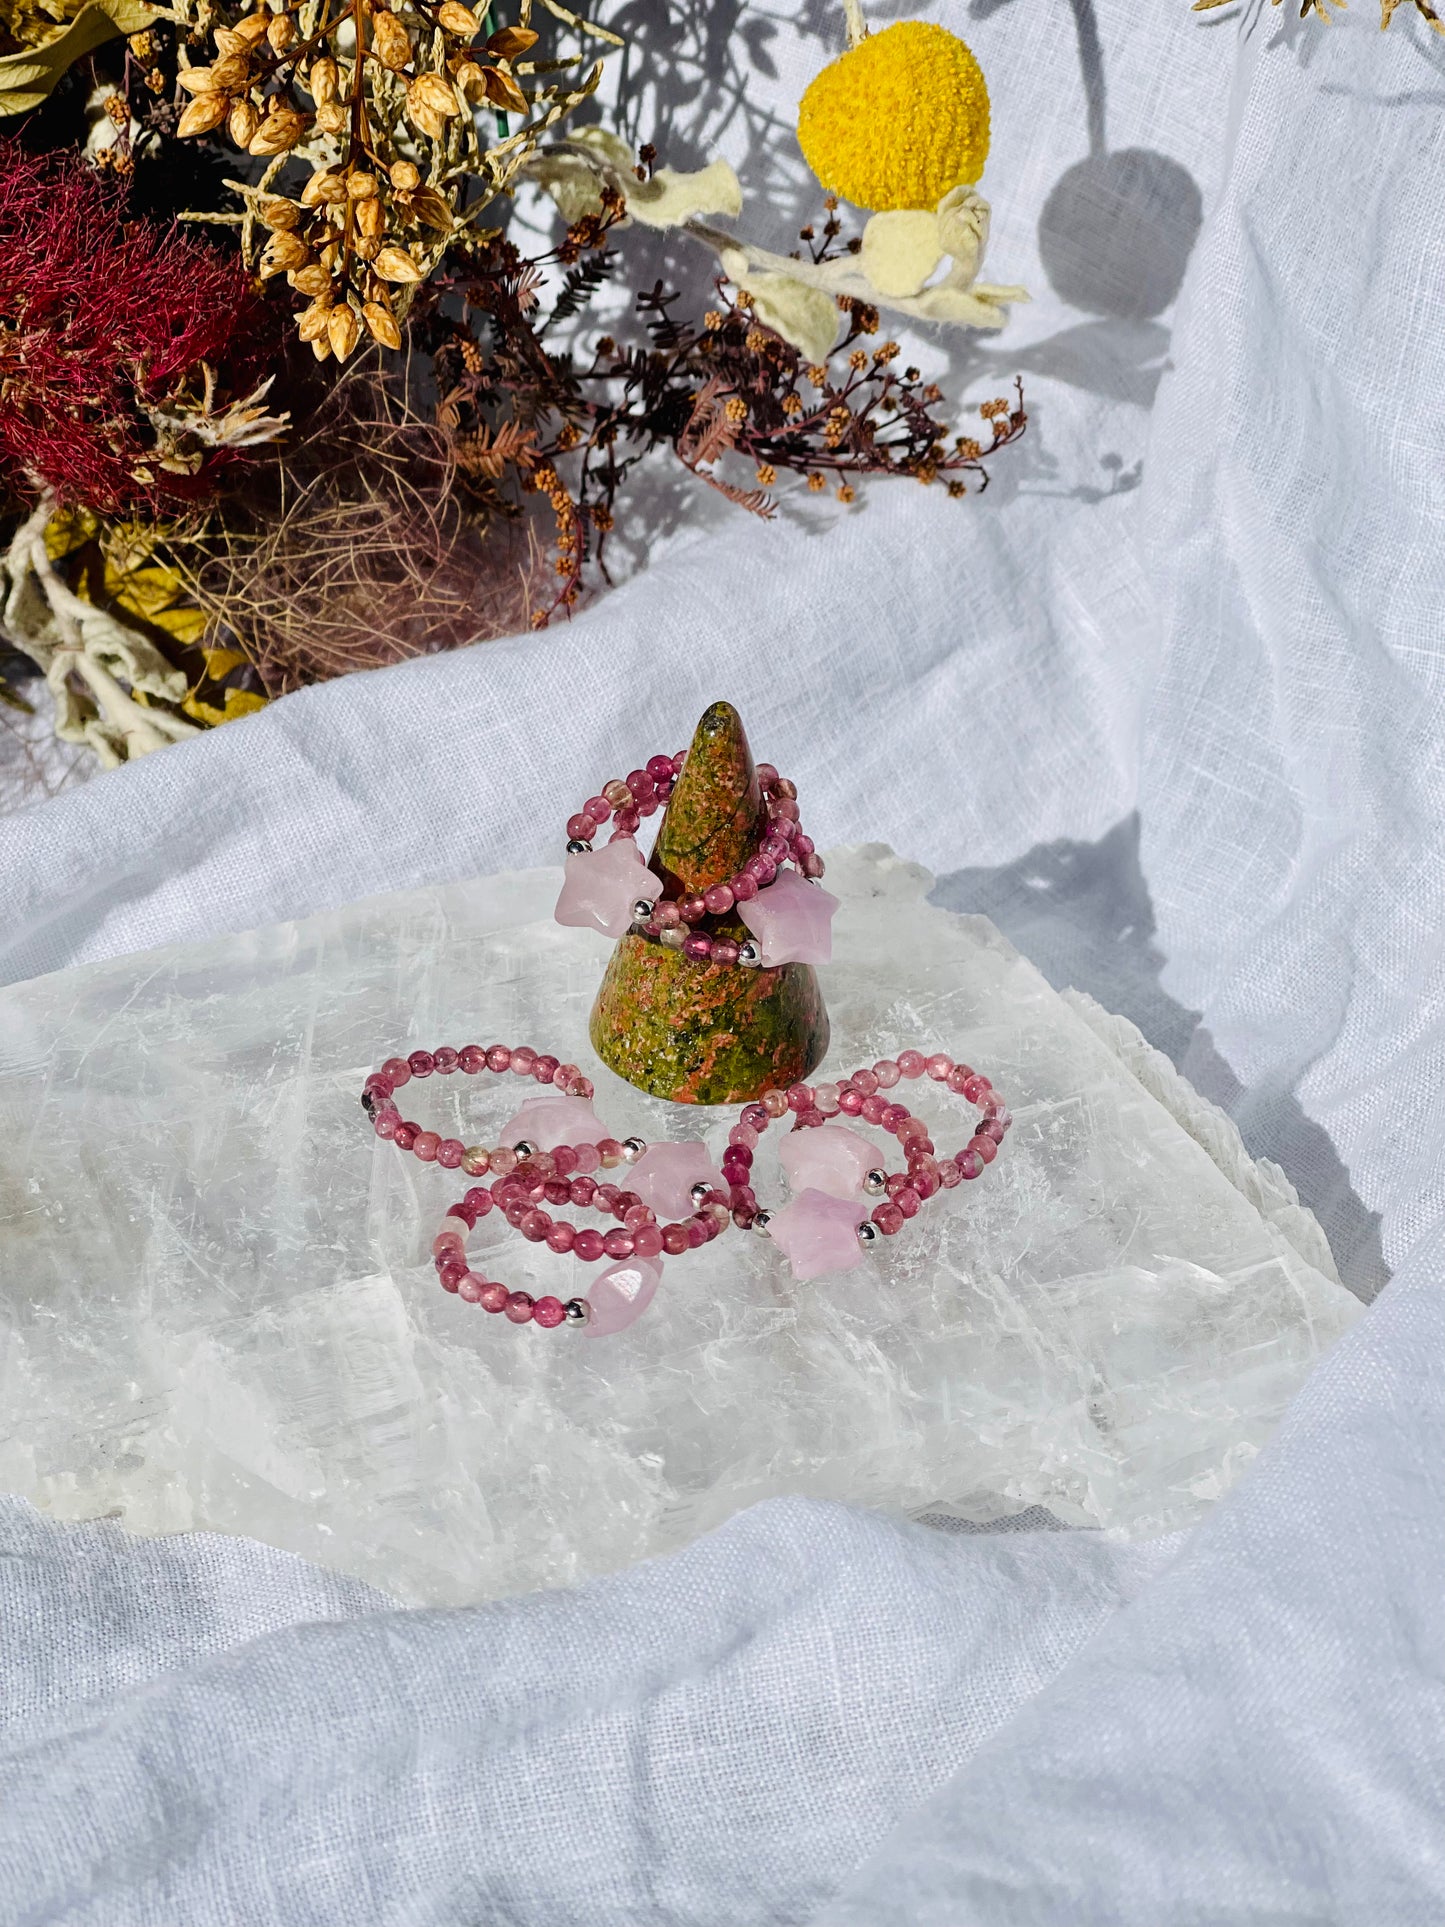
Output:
[
  {"xmin": 1, "ymin": 0, "xmax": 1031, "ymax": 776},
  {"xmin": 1191, "ymin": 0, "xmax": 1442, "ymax": 29}
]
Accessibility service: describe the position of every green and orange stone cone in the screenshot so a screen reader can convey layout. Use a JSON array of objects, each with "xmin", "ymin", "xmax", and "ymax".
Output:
[{"xmin": 589, "ymin": 702, "xmax": 830, "ymax": 1104}]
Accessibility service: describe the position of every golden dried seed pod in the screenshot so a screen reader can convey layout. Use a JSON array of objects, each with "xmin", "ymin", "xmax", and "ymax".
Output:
[
  {"xmin": 346, "ymin": 171, "xmax": 379, "ymax": 200},
  {"xmin": 437, "ymin": 1, "xmax": 481, "ymax": 33},
  {"xmin": 248, "ymin": 110, "xmax": 308, "ymax": 155},
  {"xmin": 310, "ymin": 334, "xmax": 332, "ymax": 362},
  {"xmin": 328, "ymin": 305, "xmax": 361, "ymax": 361},
  {"xmin": 373, "ymin": 245, "xmax": 423, "ymax": 284},
  {"xmin": 262, "ymin": 228, "xmax": 309, "ymax": 272},
  {"xmin": 177, "ymin": 92, "xmax": 230, "ymax": 137},
  {"xmin": 486, "ymin": 23, "xmax": 538, "ymax": 58},
  {"xmin": 363, "ymin": 302, "xmax": 403, "ymax": 350},
  {"xmin": 212, "ymin": 25, "xmax": 246, "ymax": 53},
  {"xmin": 371, "ymin": 9, "xmax": 412, "ymax": 71},
  {"xmin": 232, "ymin": 13, "xmax": 271, "ymax": 44},
  {"xmin": 389, "ymin": 159, "xmax": 421, "ymax": 191},
  {"xmin": 482, "ymin": 65, "xmax": 528, "ymax": 115},
  {"xmin": 315, "ymin": 103, "xmax": 347, "ymax": 135},
  {"xmin": 406, "ymin": 185, "xmax": 453, "ymax": 231},
  {"xmin": 228, "ymin": 98, "xmax": 260, "ymax": 146},
  {"xmin": 408, "ymin": 71, "xmax": 461, "ymax": 118},
  {"xmin": 355, "ymin": 196, "xmax": 385, "ymax": 237},
  {"xmin": 290, "ymin": 262, "xmax": 334, "ymax": 296},
  {"xmin": 407, "ymin": 102, "xmax": 450, "ymax": 142},
  {"xmin": 208, "ymin": 50, "xmax": 252, "ymax": 90},
  {"xmin": 255, "ymin": 193, "xmax": 300, "ymax": 230},
  {"xmin": 300, "ymin": 167, "xmax": 345, "ymax": 206},
  {"xmin": 297, "ymin": 302, "xmax": 334, "ymax": 342},
  {"xmin": 354, "ymin": 235, "xmax": 381, "ymax": 261},
  {"xmin": 453, "ymin": 59, "xmax": 486, "ymax": 95},
  {"xmin": 308, "ymin": 56, "xmax": 338, "ymax": 104},
  {"xmin": 267, "ymin": 14, "xmax": 294, "ymax": 52},
  {"xmin": 177, "ymin": 66, "xmax": 219, "ymax": 94}
]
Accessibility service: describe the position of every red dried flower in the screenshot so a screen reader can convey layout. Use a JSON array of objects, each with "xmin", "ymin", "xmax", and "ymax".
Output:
[{"xmin": 0, "ymin": 141, "xmax": 272, "ymax": 516}]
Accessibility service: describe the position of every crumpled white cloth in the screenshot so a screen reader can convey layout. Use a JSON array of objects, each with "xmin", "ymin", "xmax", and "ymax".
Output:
[{"xmin": 2, "ymin": 3, "xmax": 1444, "ymax": 1921}]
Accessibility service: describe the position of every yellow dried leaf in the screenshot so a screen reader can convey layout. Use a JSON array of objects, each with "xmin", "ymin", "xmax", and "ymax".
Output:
[
  {"xmin": 181, "ymin": 686, "xmax": 268, "ymax": 727},
  {"xmin": 0, "ymin": 0, "xmax": 158, "ymax": 116}
]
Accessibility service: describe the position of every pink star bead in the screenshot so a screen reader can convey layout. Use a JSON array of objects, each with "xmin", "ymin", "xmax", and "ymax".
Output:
[
  {"xmin": 766, "ymin": 1187, "xmax": 868, "ymax": 1282},
  {"xmin": 554, "ymin": 835, "xmax": 653, "ymax": 940},
  {"xmin": 584, "ymin": 1255, "xmax": 663, "ymax": 1336},
  {"xmin": 627, "ymin": 1141, "xmax": 728, "ymax": 1220},
  {"xmin": 779, "ymin": 1122, "xmax": 877, "ymax": 1200},
  {"xmin": 737, "ymin": 867, "xmax": 839, "ymax": 967},
  {"xmin": 497, "ymin": 1093, "xmax": 603, "ymax": 1152}
]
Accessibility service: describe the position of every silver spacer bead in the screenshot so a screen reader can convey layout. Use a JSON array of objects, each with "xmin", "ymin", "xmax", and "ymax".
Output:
[
  {"xmin": 857, "ymin": 1220, "xmax": 879, "ymax": 1246},
  {"xmin": 752, "ymin": 1209, "xmax": 772, "ymax": 1235},
  {"xmin": 863, "ymin": 1168, "xmax": 889, "ymax": 1196},
  {"xmin": 737, "ymin": 941, "xmax": 762, "ymax": 968},
  {"xmin": 512, "ymin": 1139, "xmax": 537, "ymax": 1160},
  {"xmin": 660, "ymin": 926, "xmax": 687, "ymax": 949},
  {"xmin": 566, "ymin": 838, "xmax": 593, "ymax": 856},
  {"xmin": 622, "ymin": 1136, "xmax": 647, "ymax": 1162},
  {"xmin": 564, "ymin": 1297, "xmax": 590, "ymax": 1325},
  {"xmin": 690, "ymin": 1180, "xmax": 713, "ymax": 1207},
  {"xmin": 631, "ymin": 896, "xmax": 656, "ymax": 923}
]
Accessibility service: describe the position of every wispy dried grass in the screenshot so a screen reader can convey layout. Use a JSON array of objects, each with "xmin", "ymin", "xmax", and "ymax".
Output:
[{"xmin": 176, "ymin": 357, "xmax": 543, "ymax": 694}]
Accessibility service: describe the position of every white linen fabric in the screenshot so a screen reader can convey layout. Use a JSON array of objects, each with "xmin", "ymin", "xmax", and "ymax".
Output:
[{"xmin": 3, "ymin": 2, "xmax": 1444, "ymax": 1922}]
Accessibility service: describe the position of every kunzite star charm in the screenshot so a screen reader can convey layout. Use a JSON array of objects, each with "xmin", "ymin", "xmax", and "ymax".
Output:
[
  {"xmin": 497, "ymin": 1093, "xmax": 603, "ymax": 1152},
  {"xmin": 628, "ymin": 1141, "xmax": 728, "ymax": 1219},
  {"xmin": 765, "ymin": 1187, "xmax": 867, "ymax": 1282},
  {"xmin": 737, "ymin": 867, "xmax": 839, "ymax": 968},
  {"xmin": 779, "ymin": 1122, "xmax": 877, "ymax": 1200},
  {"xmin": 585, "ymin": 1255, "xmax": 663, "ymax": 1336},
  {"xmin": 554, "ymin": 835, "xmax": 652, "ymax": 940}
]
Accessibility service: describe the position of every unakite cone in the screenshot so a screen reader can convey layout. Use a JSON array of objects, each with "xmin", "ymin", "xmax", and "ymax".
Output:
[{"xmin": 589, "ymin": 702, "xmax": 829, "ymax": 1104}]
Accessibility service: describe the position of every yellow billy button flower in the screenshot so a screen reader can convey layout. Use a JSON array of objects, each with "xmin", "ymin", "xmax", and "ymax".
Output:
[{"xmin": 797, "ymin": 19, "xmax": 990, "ymax": 213}]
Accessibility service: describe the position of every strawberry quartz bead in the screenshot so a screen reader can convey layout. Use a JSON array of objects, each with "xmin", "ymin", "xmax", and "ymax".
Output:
[
  {"xmin": 437, "ymin": 1139, "xmax": 465, "ymax": 1169},
  {"xmin": 575, "ymin": 1229, "xmax": 605, "ymax": 1262},
  {"xmin": 457, "ymin": 1045, "xmax": 486, "ymax": 1074},
  {"xmin": 662, "ymin": 1223, "xmax": 689, "ymax": 1255},
  {"xmin": 837, "ymin": 1087, "xmax": 864, "ymax": 1115},
  {"xmin": 896, "ymin": 1050, "xmax": 925, "ymax": 1078},
  {"xmin": 872, "ymin": 1060, "xmax": 901, "ymax": 1088},
  {"xmin": 504, "ymin": 1292, "xmax": 535, "ymax": 1323},
  {"xmin": 547, "ymin": 1222, "xmax": 577, "ymax": 1253},
  {"xmin": 381, "ymin": 1057, "xmax": 411, "ymax": 1086},
  {"xmin": 409, "ymin": 1050, "xmax": 436, "ymax": 1077},
  {"xmin": 938, "ymin": 1158, "xmax": 961, "ymax": 1188},
  {"xmin": 958, "ymin": 1148, "xmax": 984, "ymax": 1180},
  {"xmin": 373, "ymin": 1113, "xmax": 399, "ymax": 1139},
  {"xmin": 433, "ymin": 1047, "xmax": 460, "ymax": 1074},
  {"xmin": 533, "ymin": 1296, "xmax": 566, "ymax": 1329},
  {"xmin": 478, "ymin": 1281, "xmax": 510, "ymax": 1313},
  {"xmin": 871, "ymin": 1201, "xmax": 905, "ymax": 1236},
  {"xmin": 926, "ymin": 1053, "xmax": 953, "ymax": 1081},
  {"xmin": 946, "ymin": 1064, "xmax": 974, "ymax": 1095},
  {"xmin": 458, "ymin": 1274, "xmax": 486, "ymax": 1303},
  {"xmin": 485, "ymin": 1046, "xmax": 512, "ymax": 1072},
  {"xmin": 533, "ymin": 1054, "xmax": 559, "ymax": 1084},
  {"xmin": 851, "ymin": 1068, "xmax": 878, "ymax": 1098},
  {"xmin": 961, "ymin": 1074, "xmax": 990, "ymax": 1103},
  {"xmin": 413, "ymin": 1130, "xmax": 440, "ymax": 1162},
  {"xmin": 511, "ymin": 1047, "xmax": 537, "ymax": 1076},
  {"xmin": 970, "ymin": 1134, "xmax": 998, "ymax": 1164}
]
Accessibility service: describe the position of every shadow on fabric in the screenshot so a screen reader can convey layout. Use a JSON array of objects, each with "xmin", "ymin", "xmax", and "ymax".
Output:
[{"xmin": 931, "ymin": 814, "xmax": 1389, "ymax": 1304}]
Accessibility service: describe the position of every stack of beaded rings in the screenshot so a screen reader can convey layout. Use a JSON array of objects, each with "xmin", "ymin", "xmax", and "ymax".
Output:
[
  {"xmin": 722, "ymin": 1049, "xmax": 1010, "ymax": 1282},
  {"xmin": 360, "ymin": 1043, "xmax": 596, "ymax": 1173},
  {"xmin": 553, "ymin": 754, "xmax": 837, "ymax": 969},
  {"xmin": 430, "ymin": 1134, "xmax": 736, "ymax": 1334}
]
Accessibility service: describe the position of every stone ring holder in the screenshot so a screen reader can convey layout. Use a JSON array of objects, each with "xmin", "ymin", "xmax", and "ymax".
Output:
[{"xmin": 554, "ymin": 750, "xmax": 839, "ymax": 970}]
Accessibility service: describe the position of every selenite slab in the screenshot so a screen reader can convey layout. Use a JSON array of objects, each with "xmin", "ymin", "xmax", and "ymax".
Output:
[{"xmin": 0, "ymin": 849, "xmax": 1359, "ymax": 1605}]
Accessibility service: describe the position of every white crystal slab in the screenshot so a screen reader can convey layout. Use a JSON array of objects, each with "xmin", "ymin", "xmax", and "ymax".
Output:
[{"xmin": 0, "ymin": 848, "xmax": 1359, "ymax": 1605}]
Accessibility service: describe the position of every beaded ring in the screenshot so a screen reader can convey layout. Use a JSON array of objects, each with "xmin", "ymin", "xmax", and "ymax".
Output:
[
  {"xmin": 554, "ymin": 754, "xmax": 836, "ymax": 969},
  {"xmin": 721, "ymin": 1050, "xmax": 1010, "ymax": 1281},
  {"xmin": 360, "ymin": 1043, "xmax": 597, "ymax": 1173},
  {"xmin": 429, "ymin": 1139, "xmax": 736, "ymax": 1333}
]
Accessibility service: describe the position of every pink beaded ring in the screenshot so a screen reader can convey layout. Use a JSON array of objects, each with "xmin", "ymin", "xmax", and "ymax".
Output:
[
  {"xmin": 724, "ymin": 1050, "xmax": 1011, "ymax": 1282},
  {"xmin": 555, "ymin": 756, "xmax": 838, "ymax": 969},
  {"xmin": 430, "ymin": 1134, "xmax": 744, "ymax": 1334},
  {"xmin": 360, "ymin": 1043, "xmax": 596, "ymax": 1173}
]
